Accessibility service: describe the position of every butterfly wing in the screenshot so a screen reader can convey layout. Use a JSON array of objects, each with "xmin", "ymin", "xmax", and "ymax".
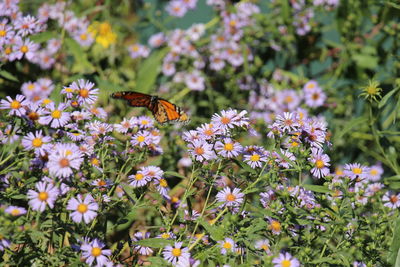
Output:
[
  {"xmin": 153, "ymin": 99, "xmax": 189, "ymax": 124},
  {"xmin": 111, "ymin": 91, "xmax": 152, "ymax": 108}
]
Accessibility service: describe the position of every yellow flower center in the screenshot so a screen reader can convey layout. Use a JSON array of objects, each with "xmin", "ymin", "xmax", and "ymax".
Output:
[
  {"xmin": 42, "ymin": 99, "xmax": 52, "ymax": 105},
  {"xmin": 10, "ymin": 100, "xmax": 21, "ymax": 109},
  {"xmin": 370, "ymin": 169, "xmax": 378, "ymax": 175},
  {"xmin": 226, "ymin": 193, "xmax": 236, "ymax": 202},
  {"xmin": 135, "ymin": 173, "xmax": 144, "ymax": 181},
  {"xmin": 80, "ymin": 33, "xmax": 87, "ymax": 40},
  {"xmin": 315, "ymin": 160, "xmax": 324, "ymax": 169},
  {"xmin": 250, "ymin": 154, "xmax": 260, "ymax": 162},
  {"xmin": 261, "ymin": 244, "xmax": 269, "ymax": 251},
  {"xmin": 137, "ymin": 135, "xmax": 145, "ymax": 142},
  {"xmin": 220, "ymin": 117, "xmax": 231, "ymax": 124},
  {"xmin": 159, "ymin": 179, "xmax": 167, "ymax": 187},
  {"xmin": 32, "ymin": 138, "xmax": 43, "ymax": 147},
  {"xmin": 98, "ymin": 180, "xmax": 106, "ymax": 186},
  {"xmin": 307, "ymin": 83, "xmax": 315, "ymax": 89},
  {"xmin": 77, "ymin": 203, "xmax": 88, "ymax": 213},
  {"xmin": 224, "ymin": 143, "xmax": 234, "ymax": 151},
  {"xmin": 20, "ymin": 45, "xmax": 28, "ymax": 53},
  {"xmin": 59, "ymin": 158, "xmax": 70, "ymax": 168},
  {"xmin": 390, "ymin": 195, "xmax": 398, "ymax": 204},
  {"xmin": 91, "ymin": 158, "xmax": 100, "ymax": 166},
  {"xmin": 79, "ymin": 89, "xmax": 89, "ymax": 98},
  {"xmin": 27, "ymin": 83, "xmax": 35, "ymax": 90},
  {"xmin": 282, "ymin": 259, "xmax": 291, "ymax": 267},
  {"xmin": 51, "ymin": 110, "xmax": 62, "ymax": 119},
  {"xmin": 195, "ymin": 147, "xmax": 204, "ymax": 155},
  {"xmin": 284, "ymin": 96, "xmax": 293, "ymax": 103},
  {"xmin": 91, "ymin": 247, "xmax": 102, "ymax": 257},
  {"xmin": 141, "ymin": 120, "xmax": 148, "ymax": 125},
  {"xmin": 38, "ymin": 192, "xmax": 49, "ymax": 201},
  {"xmin": 172, "ymin": 248, "xmax": 181, "ymax": 257},
  {"xmin": 5, "ymin": 47, "xmax": 11, "ymax": 55},
  {"xmin": 353, "ymin": 168, "xmax": 362, "ymax": 174},
  {"xmin": 131, "ymin": 45, "xmax": 139, "ymax": 52},
  {"xmin": 161, "ymin": 233, "xmax": 170, "ymax": 239},
  {"xmin": 312, "ymin": 93, "xmax": 320, "ymax": 100},
  {"xmin": 11, "ymin": 209, "xmax": 21, "ymax": 216},
  {"xmin": 0, "ymin": 30, "xmax": 6, "ymax": 37},
  {"xmin": 223, "ymin": 242, "xmax": 232, "ymax": 249},
  {"xmin": 270, "ymin": 220, "xmax": 281, "ymax": 232}
]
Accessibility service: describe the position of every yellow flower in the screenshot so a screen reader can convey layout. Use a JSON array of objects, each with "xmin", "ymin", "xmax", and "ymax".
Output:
[{"xmin": 88, "ymin": 22, "xmax": 116, "ymax": 48}]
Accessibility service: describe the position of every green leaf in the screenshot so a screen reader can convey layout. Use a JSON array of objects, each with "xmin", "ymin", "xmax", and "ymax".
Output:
[
  {"xmin": 135, "ymin": 47, "xmax": 169, "ymax": 93},
  {"xmin": 334, "ymin": 117, "xmax": 368, "ymax": 141},
  {"xmin": 147, "ymin": 257, "xmax": 169, "ymax": 265},
  {"xmin": 164, "ymin": 171, "xmax": 187, "ymax": 180},
  {"xmin": 199, "ymin": 218, "xmax": 224, "ymax": 241},
  {"xmin": 30, "ymin": 32, "xmax": 54, "ymax": 43},
  {"xmin": 0, "ymin": 70, "xmax": 19, "ymax": 82},
  {"xmin": 64, "ymin": 37, "xmax": 95, "ymax": 74},
  {"xmin": 379, "ymin": 87, "xmax": 400, "ymax": 109},
  {"xmin": 133, "ymin": 238, "xmax": 174, "ymax": 248},
  {"xmin": 302, "ymin": 184, "xmax": 330, "ymax": 193},
  {"xmin": 388, "ymin": 216, "xmax": 400, "ymax": 265}
]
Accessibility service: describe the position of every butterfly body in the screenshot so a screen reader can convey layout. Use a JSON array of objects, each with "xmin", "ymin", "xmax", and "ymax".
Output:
[{"xmin": 111, "ymin": 91, "xmax": 189, "ymax": 124}]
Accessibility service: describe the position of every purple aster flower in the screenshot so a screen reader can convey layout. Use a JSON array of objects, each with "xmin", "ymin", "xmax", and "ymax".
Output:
[
  {"xmin": 215, "ymin": 138, "xmax": 243, "ymax": 158},
  {"xmin": 185, "ymin": 71, "xmax": 205, "ymax": 91},
  {"xmin": 275, "ymin": 149, "xmax": 296, "ymax": 169},
  {"xmin": 128, "ymin": 170, "xmax": 151, "ymax": 188},
  {"xmin": 21, "ymin": 130, "xmax": 52, "ymax": 156},
  {"xmin": 188, "ymin": 139, "xmax": 216, "ymax": 162},
  {"xmin": 218, "ymin": 238, "xmax": 236, "ymax": 255},
  {"xmin": 70, "ymin": 79, "xmax": 99, "ymax": 105},
  {"xmin": 81, "ymin": 238, "xmax": 112, "ymax": 266},
  {"xmin": 166, "ymin": 1, "xmax": 188, "ymax": 17},
  {"xmin": 154, "ymin": 178, "xmax": 170, "ymax": 197},
  {"xmin": 27, "ymin": 181, "xmax": 59, "ymax": 212},
  {"xmin": 131, "ymin": 130, "xmax": 152, "ymax": 147},
  {"xmin": 308, "ymin": 148, "xmax": 330, "ymax": 178},
  {"xmin": 243, "ymin": 146, "xmax": 268, "ymax": 168},
  {"xmin": 0, "ymin": 94, "xmax": 29, "ymax": 117},
  {"xmin": 216, "ymin": 187, "xmax": 244, "ymax": 209},
  {"xmin": 367, "ymin": 164, "xmax": 383, "ymax": 182},
  {"xmin": 304, "ymin": 86, "xmax": 326, "ymax": 108},
  {"xmin": 0, "ymin": 236, "xmax": 11, "ymax": 251},
  {"xmin": 272, "ymin": 252, "xmax": 300, "ymax": 267},
  {"xmin": 128, "ymin": 43, "xmax": 150, "ymax": 59},
  {"xmin": 86, "ymin": 121, "xmax": 113, "ymax": 136},
  {"xmin": 47, "ymin": 143, "xmax": 84, "ymax": 178},
  {"xmin": 383, "ymin": 191, "xmax": 400, "ymax": 209},
  {"xmin": 163, "ymin": 242, "xmax": 190, "ymax": 265},
  {"xmin": 5, "ymin": 206, "xmax": 27, "ymax": 216},
  {"xmin": 255, "ymin": 239, "xmax": 271, "ymax": 254},
  {"xmin": 344, "ymin": 163, "xmax": 368, "ymax": 180},
  {"xmin": 14, "ymin": 15, "xmax": 41, "ymax": 36},
  {"xmin": 38, "ymin": 102, "xmax": 70, "ymax": 128},
  {"xmin": 273, "ymin": 112, "xmax": 300, "ymax": 133},
  {"xmin": 67, "ymin": 194, "xmax": 98, "ymax": 224},
  {"xmin": 10, "ymin": 37, "xmax": 39, "ymax": 61},
  {"xmin": 114, "ymin": 117, "xmax": 137, "ymax": 133},
  {"xmin": 132, "ymin": 232, "xmax": 153, "ymax": 255}
]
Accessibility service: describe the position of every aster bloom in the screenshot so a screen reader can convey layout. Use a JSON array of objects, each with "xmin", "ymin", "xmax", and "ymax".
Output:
[
  {"xmin": 131, "ymin": 131, "xmax": 152, "ymax": 147},
  {"xmin": 128, "ymin": 170, "xmax": 151, "ymax": 188},
  {"xmin": 81, "ymin": 238, "xmax": 112, "ymax": 266},
  {"xmin": 0, "ymin": 236, "xmax": 11, "ymax": 251},
  {"xmin": 67, "ymin": 194, "xmax": 98, "ymax": 224},
  {"xmin": 218, "ymin": 238, "xmax": 236, "ymax": 255},
  {"xmin": 128, "ymin": 43, "xmax": 150, "ymax": 59},
  {"xmin": 188, "ymin": 139, "xmax": 216, "ymax": 162},
  {"xmin": 14, "ymin": 15, "xmax": 40, "ymax": 36},
  {"xmin": 132, "ymin": 232, "xmax": 153, "ymax": 255},
  {"xmin": 243, "ymin": 146, "xmax": 268, "ymax": 168},
  {"xmin": 215, "ymin": 138, "xmax": 243, "ymax": 158},
  {"xmin": 136, "ymin": 116, "xmax": 154, "ymax": 129},
  {"xmin": 11, "ymin": 38, "xmax": 39, "ymax": 61},
  {"xmin": 344, "ymin": 163, "xmax": 368, "ymax": 180},
  {"xmin": 274, "ymin": 112, "xmax": 300, "ymax": 133},
  {"xmin": 211, "ymin": 109, "xmax": 239, "ymax": 133},
  {"xmin": 5, "ymin": 206, "xmax": 27, "ymax": 216},
  {"xmin": 114, "ymin": 117, "xmax": 137, "ymax": 133},
  {"xmin": 383, "ymin": 191, "xmax": 400, "ymax": 209},
  {"xmin": 269, "ymin": 219, "xmax": 282, "ymax": 235},
  {"xmin": 308, "ymin": 148, "xmax": 330, "ymax": 178},
  {"xmin": 27, "ymin": 181, "xmax": 59, "ymax": 212},
  {"xmin": 86, "ymin": 121, "xmax": 113, "ymax": 136},
  {"xmin": 0, "ymin": 22, "xmax": 14, "ymax": 46},
  {"xmin": 163, "ymin": 242, "xmax": 190, "ymax": 265},
  {"xmin": 367, "ymin": 164, "xmax": 383, "ymax": 182},
  {"xmin": 70, "ymin": 79, "xmax": 99, "ymax": 105},
  {"xmin": 185, "ymin": 71, "xmax": 205, "ymax": 91},
  {"xmin": 154, "ymin": 178, "xmax": 170, "ymax": 197},
  {"xmin": 148, "ymin": 32, "xmax": 166, "ymax": 48},
  {"xmin": 304, "ymin": 86, "xmax": 326, "ymax": 108},
  {"xmin": 166, "ymin": 1, "xmax": 188, "ymax": 17},
  {"xmin": 0, "ymin": 94, "xmax": 29, "ymax": 117},
  {"xmin": 272, "ymin": 252, "xmax": 300, "ymax": 267},
  {"xmin": 255, "ymin": 239, "xmax": 271, "ymax": 254},
  {"xmin": 38, "ymin": 102, "xmax": 70, "ymax": 128},
  {"xmin": 73, "ymin": 30, "xmax": 94, "ymax": 47},
  {"xmin": 21, "ymin": 130, "xmax": 52, "ymax": 156},
  {"xmin": 196, "ymin": 123, "xmax": 221, "ymax": 140},
  {"xmin": 157, "ymin": 232, "xmax": 176, "ymax": 240},
  {"xmin": 216, "ymin": 187, "xmax": 244, "ymax": 209},
  {"xmin": 47, "ymin": 143, "xmax": 84, "ymax": 178}
]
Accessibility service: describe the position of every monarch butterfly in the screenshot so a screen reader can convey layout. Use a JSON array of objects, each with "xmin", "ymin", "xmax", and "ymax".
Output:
[{"xmin": 111, "ymin": 91, "xmax": 189, "ymax": 124}]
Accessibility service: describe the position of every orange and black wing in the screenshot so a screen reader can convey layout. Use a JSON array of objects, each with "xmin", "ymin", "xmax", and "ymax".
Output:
[
  {"xmin": 111, "ymin": 91, "xmax": 152, "ymax": 108},
  {"xmin": 152, "ymin": 99, "xmax": 190, "ymax": 124}
]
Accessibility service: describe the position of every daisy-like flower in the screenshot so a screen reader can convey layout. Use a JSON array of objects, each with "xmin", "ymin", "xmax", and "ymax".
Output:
[
  {"xmin": 243, "ymin": 146, "xmax": 268, "ymax": 168},
  {"xmin": 148, "ymin": 32, "xmax": 166, "ymax": 48},
  {"xmin": 157, "ymin": 232, "xmax": 176, "ymax": 240},
  {"xmin": 344, "ymin": 163, "xmax": 368, "ymax": 180},
  {"xmin": 114, "ymin": 117, "xmax": 137, "ymax": 133},
  {"xmin": 0, "ymin": 94, "xmax": 28, "ymax": 117},
  {"xmin": 88, "ymin": 106, "xmax": 108, "ymax": 120},
  {"xmin": 187, "ymin": 139, "xmax": 216, "ymax": 162},
  {"xmin": 11, "ymin": 37, "xmax": 39, "ymax": 61},
  {"xmin": 166, "ymin": 1, "xmax": 188, "ymax": 17},
  {"xmin": 38, "ymin": 102, "xmax": 70, "ymax": 128},
  {"xmin": 215, "ymin": 138, "xmax": 243, "ymax": 158},
  {"xmin": 128, "ymin": 170, "xmax": 151, "ymax": 188},
  {"xmin": 272, "ymin": 252, "xmax": 300, "ymax": 267},
  {"xmin": 255, "ymin": 239, "xmax": 271, "ymax": 254},
  {"xmin": 273, "ymin": 112, "xmax": 300, "ymax": 133},
  {"xmin": 211, "ymin": 109, "xmax": 238, "ymax": 133},
  {"xmin": 269, "ymin": 219, "xmax": 282, "ymax": 235},
  {"xmin": 131, "ymin": 131, "xmax": 152, "ymax": 147},
  {"xmin": 216, "ymin": 187, "xmax": 244, "ymax": 209},
  {"xmin": 304, "ymin": 86, "xmax": 326, "ymax": 108},
  {"xmin": 47, "ymin": 143, "xmax": 84, "ymax": 178},
  {"xmin": 14, "ymin": 15, "xmax": 40, "ymax": 36},
  {"xmin": 154, "ymin": 178, "xmax": 170, "ymax": 197},
  {"xmin": 275, "ymin": 149, "xmax": 296, "ymax": 169},
  {"xmin": 367, "ymin": 164, "xmax": 383, "ymax": 182},
  {"xmin": 27, "ymin": 181, "xmax": 59, "ymax": 212},
  {"xmin": 218, "ymin": 238, "xmax": 236, "ymax": 255},
  {"xmin": 136, "ymin": 116, "xmax": 154, "ymax": 129},
  {"xmin": 70, "ymin": 79, "xmax": 99, "ymax": 105},
  {"xmin": 0, "ymin": 22, "xmax": 14, "ymax": 46},
  {"xmin": 81, "ymin": 238, "xmax": 112, "ymax": 266},
  {"xmin": 163, "ymin": 242, "xmax": 190, "ymax": 265},
  {"xmin": 196, "ymin": 123, "xmax": 220, "ymax": 140},
  {"xmin": 21, "ymin": 130, "xmax": 52, "ymax": 156},
  {"xmin": 86, "ymin": 121, "xmax": 113, "ymax": 136},
  {"xmin": 128, "ymin": 43, "xmax": 150, "ymax": 59},
  {"xmin": 5, "ymin": 206, "xmax": 27, "ymax": 216},
  {"xmin": 73, "ymin": 30, "xmax": 94, "ymax": 47},
  {"xmin": 308, "ymin": 148, "xmax": 330, "ymax": 178},
  {"xmin": 185, "ymin": 71, "xmax": 205, "ymax": 91},
  {"xmin": 91, "ymin": 178, "xmax": 112, "ymax": 188},
  {"xmin": 132, "ymin": 232, "xmax": 153, "ymax": 255},
  {"xmin": 0, "ymin": 236, "xmax": 11, "ymax": 251},
  {"xmin": 67, "ymin": 194, "xmax": 98, "ymax": 224},
  {"xmin": 383, "ymin": 191, "xmax": 400, "ymax": 209}
]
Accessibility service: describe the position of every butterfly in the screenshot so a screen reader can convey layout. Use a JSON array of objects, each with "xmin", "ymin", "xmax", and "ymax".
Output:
[{"xmin": 111, "ymin": 91, "xmax": 189, "ymax": 124}]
